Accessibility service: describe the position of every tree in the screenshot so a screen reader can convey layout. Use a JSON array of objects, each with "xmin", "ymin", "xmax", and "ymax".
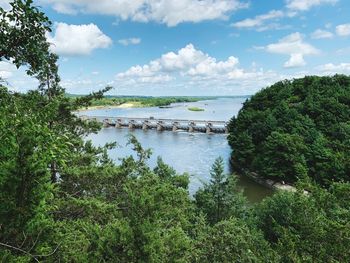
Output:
[
  {"xmin": 0, "ymin": 0, "xmax": 52, "ymax": 77},
  {"xmin": 255, "ymin": 185, "xmax": 350, "ymax": 262},
  {"xmin": 0, "ymin": 1, "xmax": 113, "ymax": 259},
  {"xmin": 194, "ymin": 157, "xmax": 249, "ymax": 224},
  {"xmin": 154, "ymin": 157, "xmax": 190, "ymax": 189},
  {"xmin": 256, "ymin": 131, "xmax": 308, "ymax": 182},
  {"xmin": 0, "ymin": 87, "xmax": 64, "ymax": 260},
  {"xmin": 194, "ymin": 218, "xmax": 279, "ymax": 263}
]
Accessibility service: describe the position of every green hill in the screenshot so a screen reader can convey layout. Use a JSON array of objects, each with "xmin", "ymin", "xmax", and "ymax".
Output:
[{"xmin": 228, "ymin": 75, "xmax": 350, "ymax": 186}]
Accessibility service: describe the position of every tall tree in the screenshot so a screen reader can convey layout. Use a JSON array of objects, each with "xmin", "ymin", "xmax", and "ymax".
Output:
[{"xmin": 195, "ymin": 157, "xmax": 248, "ymax": 224}]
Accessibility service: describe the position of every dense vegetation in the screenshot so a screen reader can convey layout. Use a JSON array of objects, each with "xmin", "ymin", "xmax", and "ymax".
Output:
[
  {"xmin": 228, "ymin": 75, "xmax": 350, "ymax": 186},
  {"xmin": 1, "ymin": 1, "xmax": 349, "ymax": 262},
  {"xmin": 70, "ymin": 95, "xmax": 209, "ymax": 108}
]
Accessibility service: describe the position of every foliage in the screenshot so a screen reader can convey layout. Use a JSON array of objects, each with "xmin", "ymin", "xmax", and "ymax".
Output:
[
  {"xmin": 228, "ymin": 75, "xmax": 350, "ymax": 186},
  {"xmin": 2, "ymin": 83, "xmax": 350, "ymax": 262},
  {"xmin": 194, "ymin": 157, "xmax": 249, "ymax": 224},
  {"xmin": 193, "ymin": 218, "xmax": 279, "ymax": 263},
  {"xmin": 255, "ymin": 183, "xmax": 350, "ymax": 262},
  {"xmin": 188, "ymin": 107, "xmax": 205, "ymax": 111},
  {"xmin": 0, "ymin": 0, "xmax": 52, "ymax": 76},
  {"xmin": 0, "ymin": 88, "xmax": 55, "ymax": 239},
  {"xmin": 1, "ymin": 1, "xmax": 349, "ymax": 262}
]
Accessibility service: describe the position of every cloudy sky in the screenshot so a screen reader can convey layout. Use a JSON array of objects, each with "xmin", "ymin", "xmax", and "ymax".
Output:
[{"xmin": 1, "ymin": 0, "xmax": 350, "ymax": 95}]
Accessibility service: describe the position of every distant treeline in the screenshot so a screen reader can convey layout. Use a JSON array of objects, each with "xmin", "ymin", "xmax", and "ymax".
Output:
[
  {"xmin": 68, "ymin": 95, "xmax": 212, "ymax": 107},
  {"xmin": 67, "ymin": 94, "xmax": 251, "ymax": 108}
]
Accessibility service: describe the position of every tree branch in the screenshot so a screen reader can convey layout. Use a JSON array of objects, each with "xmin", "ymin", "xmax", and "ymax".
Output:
[
  {"xmin": 0, "ymin": 242, "xmax": 40, "ymax": 262},
  {"xmin": 0, "ymin": 241, "xmax": 61, "ymax": 262}
]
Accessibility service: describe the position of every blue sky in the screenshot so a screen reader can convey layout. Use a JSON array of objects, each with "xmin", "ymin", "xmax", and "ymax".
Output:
[{"xmin": 1, "ymin": 0, "xmax": 350, "ymax": 95}]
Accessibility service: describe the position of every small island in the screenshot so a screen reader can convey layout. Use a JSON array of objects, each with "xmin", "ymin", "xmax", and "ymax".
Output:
[{"xmin": 188, "ymin": 107, "xmax": 205, "ymax": 111}]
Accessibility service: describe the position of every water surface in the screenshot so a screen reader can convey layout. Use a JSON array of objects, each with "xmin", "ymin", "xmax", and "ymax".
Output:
[
  {"xmin": 85, "ymin": 98, "xmax": 272, "ymax": 202},
  {"xmin": 80, "ymin": 97, "xmax": 245, "ymax": 121}
]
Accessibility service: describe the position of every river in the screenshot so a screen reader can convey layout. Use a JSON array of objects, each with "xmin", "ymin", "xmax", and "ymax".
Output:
[{"xmin": 84, "ymin": 97, "xmax": 272, "ymax": 202}]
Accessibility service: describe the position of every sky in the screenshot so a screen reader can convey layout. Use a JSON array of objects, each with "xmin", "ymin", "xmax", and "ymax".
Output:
[{"xmin": 1, "ymin": 0, "xmax": 350, "ymax": 96}]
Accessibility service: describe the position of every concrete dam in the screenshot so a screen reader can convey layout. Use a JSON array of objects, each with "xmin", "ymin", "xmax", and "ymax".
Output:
[{"xmin": 80, "ymin": 116, "xmax": 228, "ymax": 134}]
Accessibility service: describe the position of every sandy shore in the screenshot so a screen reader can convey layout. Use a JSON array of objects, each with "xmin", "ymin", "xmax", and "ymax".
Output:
[
  {"xmin": 116, "ymin": 102, "xmax": 139, "ymax": 108},
  {"xmin": 77, "ymin": 102, "xmax": 142, "ymax": 112}
]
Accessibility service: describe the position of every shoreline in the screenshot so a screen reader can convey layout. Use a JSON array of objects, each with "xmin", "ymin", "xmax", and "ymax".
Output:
[
  {"xmin": 75, "ymin": 97, "xmax": 224, "ymax": 112},
  {"xmin": 77, "ymin": 102, "xmax": 144, "ymax": 112},
  {"xmin": 243, "ymin": 171, "xmax": 298, "ymax": 192},
  {"xmin": 77, "ymin": 101, "xmax": 206, "ymax": 112}
]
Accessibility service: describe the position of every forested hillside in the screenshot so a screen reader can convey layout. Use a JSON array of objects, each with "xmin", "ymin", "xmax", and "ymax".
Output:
[
  {"xmin": 228, "ymin": 75, "xmax": 350, "ymax": 186},
  {"xmin": 1, "ymin": 1, "xmax": 349, "ymax": 262}
]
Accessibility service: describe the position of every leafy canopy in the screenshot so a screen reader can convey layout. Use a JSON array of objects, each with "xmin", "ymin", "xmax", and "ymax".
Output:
[{"xmin": 228, "ymin": 75, "xmax": 350, "ymax": 186}]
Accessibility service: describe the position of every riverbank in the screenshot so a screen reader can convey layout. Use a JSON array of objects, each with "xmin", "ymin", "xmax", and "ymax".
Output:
[
  {"xmin": 243, "ymin": 171, "xmax": 299, "ymax": 192},
  {"xmin": 78, "ymin": 102, "xmax": 144, "ymax": 112},
  {"xmin": 72, "ymin": 96, "xmax": 214, "ymax": 111}
]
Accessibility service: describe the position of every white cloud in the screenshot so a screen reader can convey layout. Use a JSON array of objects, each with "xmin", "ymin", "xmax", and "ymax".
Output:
[
  {"xmin": 47, "ymin": 23, "xmax": 112, "ymax": 56},
  {"xmin": 231, "ymin": 1, "xmax": 338, "ymax": 31},
  {"xmin": 286, "ymin": 0, "xmax": 337, "ymax": 11},
  {"xmin": 0, "ymin": 62, "xmax": 39, "ymax": 92},
  {"xmin": 151, "ymin": 45, "xmax": 207, "ymax": 73},
  {"xmin": 50, "ymin": 2, "xmax": 77, "ymax": 14},
  {"xmin": 0, "ymin": 61, "xmax": 16, "ymax": 79},
  {"xmin": 116, "ymin": 60, "xmax": 171, "ymax": 84},
  {"xmin": 42, "ymin": 0, "xmax": 248, "ymax": 27},
  {"xmin": 311, "ymin": 29, "xmax": 333, "ymax": 39},
  {"xmin": 0, "ymin": 0, "xmax": 10, "ymax": 10},
  {"xmin": 118, "ymin": 38, "xmax": 141, "ymax": 46},
  {"xmin": 117, "ymin": 44, "xmax": 243, "ymax": 83},
  {"xmin": 188, "ymin": 56, "xmax": 239, "ymax": 76},
  {"xmin": 336, "ymin": 24, "xmax": 350, "ymax": 36},
  {"xmin": 284, "ymin": 53, "xmax": 306, "ymax": 68},
  {"xmin": 232, "ymin": 10, "xmax": 284, "ymax": 30},
  {"xmin": 255, "ymin": 23, "xmax": 292, "ymax": 32},
  {"xmin": 316, "ymin": 63, "xmax": 350, "ymax": 74},
  {"xmin": 116, "ymin": 44, "xmax": 200, "ymax": 83},
  {"xmin": 264, "ymin": 32, "xmax": 320, "ymax": 68},
  {"xmin": 115, "ymin": 44, "xmax": 287, "ymax": 95}
]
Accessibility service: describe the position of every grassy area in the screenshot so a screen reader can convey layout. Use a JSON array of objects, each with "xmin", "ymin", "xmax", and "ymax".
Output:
[{"xmin": 188, "ymin": 107, "xmax": 205, "ymax": 112}]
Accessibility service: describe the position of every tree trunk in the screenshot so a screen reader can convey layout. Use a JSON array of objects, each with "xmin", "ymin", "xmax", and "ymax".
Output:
[{"xmin": 50, "ymin": 161, "xmax": 57, "ymax": 183}]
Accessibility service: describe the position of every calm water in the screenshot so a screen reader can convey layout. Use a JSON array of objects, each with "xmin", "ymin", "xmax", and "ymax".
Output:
[
  {"xmin": 80, "ymin": 97, "xmax": 244, "ymax": 121},
  {"xmin": 85, "ymin": 98, "xmax": 272, "ymax": 202}
]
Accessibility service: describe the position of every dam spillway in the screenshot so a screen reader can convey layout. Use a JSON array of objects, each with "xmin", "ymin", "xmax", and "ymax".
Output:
[{"xmin": 80, "ymin": 115, "xmax": 228, "ymax": 134}]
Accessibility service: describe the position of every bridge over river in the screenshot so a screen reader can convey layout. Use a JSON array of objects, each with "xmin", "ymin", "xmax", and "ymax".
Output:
[{"xmin": 80, "ymin": 115, "xmax": 228, "ymax": 134}]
